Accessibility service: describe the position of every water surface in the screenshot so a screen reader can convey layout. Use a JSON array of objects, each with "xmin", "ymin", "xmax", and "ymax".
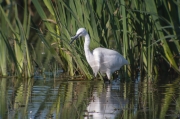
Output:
[{"xmin": 0, "ymin": 76, "xmax": 180, "ymax": 119}]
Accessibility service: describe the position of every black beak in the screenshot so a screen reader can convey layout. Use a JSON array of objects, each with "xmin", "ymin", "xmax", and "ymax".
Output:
[{"xmin": 69, "ymin": 33, "xmax": 81, "ymax": 44}]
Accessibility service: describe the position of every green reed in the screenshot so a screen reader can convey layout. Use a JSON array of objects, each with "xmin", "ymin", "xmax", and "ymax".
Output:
[
  {"xmin": 0, "ymin": 3, "xmax": 32, "ymax": 77},
  {"xmin": 31, "ymin": 0, "xmax": 180, "ymax": 80},
  {"xmin": 0, "ymin": 0, "xmax": 180, "ymax": 79}
]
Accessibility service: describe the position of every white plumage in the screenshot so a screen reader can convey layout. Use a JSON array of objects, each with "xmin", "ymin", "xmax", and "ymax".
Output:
[{"xmin": 70, "ymin": 28, "xmax": 128, "ymax": 80}]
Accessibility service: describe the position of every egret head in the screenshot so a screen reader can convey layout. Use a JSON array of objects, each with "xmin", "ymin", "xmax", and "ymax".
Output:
[{"xmin": 70, "ymin": 28, "xmax": 87, "ymax": 44}]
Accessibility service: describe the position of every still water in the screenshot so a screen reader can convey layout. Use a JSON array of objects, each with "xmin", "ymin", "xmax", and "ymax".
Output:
[{"xmin": 0, "ymin": 76, "xmax": 180, "ymax": 119}]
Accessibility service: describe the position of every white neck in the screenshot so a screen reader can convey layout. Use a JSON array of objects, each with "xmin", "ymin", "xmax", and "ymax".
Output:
[{"xmin": 84, "ymin": 34, "xmax": 93, "ymax": 61}]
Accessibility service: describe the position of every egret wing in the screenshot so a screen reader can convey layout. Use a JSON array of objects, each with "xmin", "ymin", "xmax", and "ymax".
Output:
[{"xmin": 93, "ymin": 48, "xmax": 127, "ymax": 73}]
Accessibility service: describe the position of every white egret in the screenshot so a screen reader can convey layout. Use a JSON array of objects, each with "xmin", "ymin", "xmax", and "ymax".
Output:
[{"xmin": 70, "ymin": 28, "xmax": 128, "ymax": 82}]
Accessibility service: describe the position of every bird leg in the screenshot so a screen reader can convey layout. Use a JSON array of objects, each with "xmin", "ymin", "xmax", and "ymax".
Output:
[
  {"xmin": 102, "ymin": 75, "xmax": 111, "ymax": 84},
  {"xmin": 91, "ymin": 74, "xmax": 97, "ymax": 81}
]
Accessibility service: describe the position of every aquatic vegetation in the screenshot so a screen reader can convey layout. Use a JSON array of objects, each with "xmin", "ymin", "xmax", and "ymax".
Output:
[
  {"xmin": 31, "ymin": 0, "xmax": 180, "ymax": 79},
  {"xmin": 0, "ymin": 2, "xmax": 32, "ymax": 77},
  {"xmin": 0, "ymin": 0, "xmax": 180, "ymax": 80}
]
